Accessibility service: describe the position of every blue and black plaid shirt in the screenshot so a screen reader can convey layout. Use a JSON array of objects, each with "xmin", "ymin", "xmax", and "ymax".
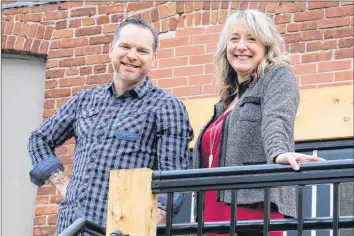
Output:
[{"xmin": 28, "ymin": 78, "xmax": 193, "ymax": 233}]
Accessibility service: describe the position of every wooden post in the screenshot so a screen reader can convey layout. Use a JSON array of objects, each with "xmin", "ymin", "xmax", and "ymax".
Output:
[{"xmin": 106, "ymin": 168, "xmax": 158, "ymax": 236}]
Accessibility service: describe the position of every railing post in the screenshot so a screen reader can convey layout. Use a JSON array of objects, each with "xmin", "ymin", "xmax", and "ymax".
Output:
[{"xmin": 106, "ymin": 168, "xmax": 158, "ymax": 236}]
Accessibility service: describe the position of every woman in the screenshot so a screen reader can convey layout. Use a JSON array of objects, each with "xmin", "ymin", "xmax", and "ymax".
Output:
[{"xmin": 192, "ymin": 9, "xmax": 325, "ymax": 236}]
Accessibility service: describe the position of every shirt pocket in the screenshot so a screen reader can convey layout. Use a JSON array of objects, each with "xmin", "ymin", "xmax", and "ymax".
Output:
[
  {"xmin": 239, "ymin": 96, "xmax": 262, "ymax": 122},
  {"xmin": 77, "ymin": 107, "xmax": 104, "ymax": 139}
]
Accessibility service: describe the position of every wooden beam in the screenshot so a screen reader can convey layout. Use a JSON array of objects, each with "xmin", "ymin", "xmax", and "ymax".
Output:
[
  {"xmin": 106, "ymin": 168, "xmax": 158, "ymax": 236},
  {"xmin": 183, "ymin": 85, "xmax": 353, "ymax": 146}
]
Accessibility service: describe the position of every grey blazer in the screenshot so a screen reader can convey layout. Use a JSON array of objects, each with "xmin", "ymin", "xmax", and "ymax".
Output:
[{"xmin": 192, "ymin": 64, "xmax": 299, "ymax": 218}]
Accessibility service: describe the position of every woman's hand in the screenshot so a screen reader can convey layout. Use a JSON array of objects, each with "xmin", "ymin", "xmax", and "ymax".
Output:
[{"xmin": 275, "ymin": 152, "xmax": 326, "ymax": 171}]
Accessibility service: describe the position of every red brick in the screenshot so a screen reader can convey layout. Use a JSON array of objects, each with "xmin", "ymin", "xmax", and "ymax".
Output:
[
  {"xmin": 283, "ymin": 33, "xmax": 301, "ymax": 43},
  {"xmin": 70, "ymin": 7, "xmax": 96, "ymax": 17},
  {"xmin": 59, "ymin": 77, "xmax": 85, "ymax": 87},
  {"xmin": 30, "ymin": 39, "xmax": 41, "ymax": 54},
  {"xmin": 185, "ymin": 2, "xmax": 193, "ymax": 13},
  {"xmin": 324, "ymin": 27, "xmax": 353, "ymax": 39},
  {"xmin": 221, "ymin": 1, "xmax": 230, "ymax": 9},
  {"xmin": 319, "ymin": 18, "xmax": 350, "ymax": 29},
  {"xmin": 36, "ymin": 196, "xmax": 50, "ymax": 204},
  {"xmin": 159, "ymin": 2, "xmax": 176, "ymax": 19},
  {"xmin": 37, "ymin": 186, "xmax": 56, "ymax": 195},
  {"xmin": 4, "ymin": 21, "xmax": 14, "ymax": 34},
  {"xmin": 30, "ymin": 13, "xmax": 42, "ymax": 22},
  {"xmin": 211, "ymin": 1, "xmax": 220, "ymax": 10},
  {"xmin": 335, "ymin": 70, "xmax": 353, "ymax": 81},
  {"xmin": 290, "ymin": 55, "xmax": 301, "ymax": 65},
  {"xmin": 75, "ymin": 26, "xmax": 101, "ymax": 37},
  {"xmin": 127, "ymin": 2, "xmax": 153, "ymax": 11},
  {"xmin": 302, "ymin": 51, "xmax": 332, "ymax": 63},
  {"xmin": 153, "ymin": 21, "xmax": 161, "ymax": 34},
  {"xmin": 170, "ymin": 17, "xmax": 179, "ymax": 31},
  {"xmin": 32, "ymin": 4, "xmax": 58, "ymax": 13},
  {"xmin": 277, "ymin": 24, "xmax": 286, "ymax": 34},
  {"xmin": 335, "ymin": 48, "xmax": 353, "ymax": 59},
  {"xmin": 3, "ymin": 8, "xmax": 20, "ymax": 15},
  {"xmin": 301, "ymin": 31, "xmax": 323, "ymax": 41},
  {"xmin": 89, "ymin": 36, "xmax": 113, "ymax": 45},
  {"xmin": 203, "ymin": 84, "xmax": 220, "ymax": 94},
  {"xmin": 141, "ymin": 11, "xmax": 151, "ymax": 23},
  {"xmin": 35, "ymin": 25, "xmax": 45, "ymax": 39},
  {"xmin": 14, "ymin": 37, "xmax": 25, "ymax": 50},
  {"xmin": 189, "ymin": 74, "xmax": 214, "ymax": 85},
  {"xmin": 52, "ymin": 29, "xmax": 74, "ymax": 39},
  {"xmin": 326, "ymin": 6, "xmax": 354, "ymax": 18},
  {"xmin": 175, "ymin": 45, "xmax": 204, "ymax": 56},
  {"xmin": 82, "ymin": 18, "xmax": 95, "ymax": 26},
  {"xmin": 59, "ymin": 1, "xmax": 83, "ymax": 10},
  {"xmin": 46, "ymin": 59, "xmax": 59, "ymax": 69},
  {"xmin": 86, "ymin": 74, "xmax": 113, "ymax": 84},
  {"xmin": 218, "ymin": 10, "xmax": 228, "ymax": 24},
  {"xmin": 44, "ymin": 27, "xmax": 54, "ymax": 40},
  {"xmin": 294, "ymin": 10, "xmax": 324, "ymax": 22},
  {"xmin": 45, "ymin": 80, "xmax": 58, "ymax": 90},
  {"xmin": 210, "ymin": 11, "xmax": 218, "ymax": 25},
  {"xmin": 94, "ymin": 64, "xmax": 107, "ymax": 74},
  {"xmin": 13, "ymin": 22, "xmax": 23, "ymax": 35},
  {"xmin": 80, "ymin": 66, "xmax": 93, "ymax": 76},
  {"xmin": 161, "ymin": 18, "xmax": 169, "ymax": 33},
  {"xmin": 62, "ymin": 69, "xmax": 77, "ymax": 79},
  {"xmin": 322, "ymin": 39, "xmax": 338, "ymax": 50},
  {"xmin": 44, "ymin": 10, "xmax": 68, "ymax": 21},
  {"xmin": 46, "ymin": 88, "xmax": 71, "ymax": 98},
  {"xmin": 16, "ymin": 14, "xmax": 30, "ymax": 22},
  {"xmin": 318, "ymin": 60, "xmax": 352, "ymax": 72},
  {"xmin": 46, "ymin": 69, "xmax": 65, "ymax": 79},
  {"xmin": 59, "ymin": 57, "xmax": 86, "ymax": 67},
  {"xmin": 290, "ymin": 43, "xmax": 305, "ymax": 53},
  {"xmin": 149, "ymin": 68, "xmax": 173, "ymax": 79},
  {"xmin": 172, "ymin": 85, "xmax": 201, "ymax": 97},
  {"xmin": 155, "ymin": 1, "xmax": 167, "ymax": 6},
  {"xmin": 193, "ymin": 12, "xmax": 202, "ymax": 25},
  {"xmin": 307, "ymin": 42, "xmax": 322, "ymax": 52},
  {"xmin": 274, "ymin": 14, "xmax": 292, "ymax": 24},
  {"xmin": 205, "ymin": 64, "xmax": 215, "ymax": 74},
  {"xmin": 193, "ymin": 1, "xmax": 202, "ymax": 11},
  {"xmin": 34, "ymin": 226, "xmax": 57, "ymax": 235},
  {"xmin": 47, "ymin": 215, "xmax": 57, "ymax": 225},
  {"xmin": 69, "ymin": 19, "xmax": 81, "ymax": 28},
  {"xmin": 202, "ymin": 11, "xmax": 210, "ymax": 25},
  {"xmin": 191, "ymin": 33, "xmax": 219, "ymax": 44},
  {"xmin": 174, "ymin": 66, "xmax": 203, "ymax": 76},
  {"xmin": 292, "ymin": 63, "xmax": 317, "ymax": 75},
  {"xmin": 43, "ymin": 109, "xmax": 56, "ymax": 118},
  {"xmin": 1, "ymin": 35, "xmax": 7, "ymax": 49},
  {"xmin": 190, "ymin": 54, "xmax": 214, "ymax": 65},
  {"xmin": 103, "ymin": 24, "xmax": 117, "ymax": 33},
  {"xmin": 6, "ymin": 35, "xmax": 16, "ymax": 50},
  {"xmin": 266, "ymin": 2, "xmax": 277, "ymax": 13},
  {"xmin": 97, "ymin": 16, "xmax": 109, "ymax": 25},
  {"xmin": 111, "ymin": 14, "xmax": 124, "ymax": 23},
  {"xmin": 276, "ymin": 2, "xmax": 306, "ymax": 13},
  {"xmin": 158, "ymin": 77, "xmax": 187, "ymax": 88},
  {"xmin": 56, "ymin": 98, "xmax": 70, "ymax": 109},
  {"xmin": 44, "ymin": 100, "xmax": 55, "ymax": 109},
  {"xmin": 50, "ymin": 40, "xmax": 61, "ymax": 49},
  {"xmin": 19, "ymin": 23, "xmax": 30, "ymax": 37},
  {"xmin": 61, "ymin": 38, "xmax": 88, "ymax": 48},
  {"xmin": 76, "ymin": 45, "xmax": 101, "ymax": 56},
  {"xmin": 308, "ymin": 1, "xmax": 338, "ymax": 10},
  {"xmin": 176, "ymin": 1, "xmax": 185, "ymax": 13},
  {"xmin": 157, "ymin": 48, "xmax": 174, "ymax": 59},
  {"xmin": 34, "ymin": 216, "xmax": 46, "ymax": 225},
  {"xmin": 339, "ymin": 38, "xmax": 353, "ymax": 48},
  {"xmin": 301, "ymin": 73, "xmax": 334, "ymax": 84},
  {"xmin": 176, "ymin": 27, "xmax": 205, "ymax": 37},
  {"xmin": 98, "ymin": 3, "xmax": 125, "ymax": 14},
  {"xmin": 87, "ymin": 55, "xmax": 110, "ymax": 65},
  {"xmin": 151, "ymin": 8, "xmax": 159, "ymax": 22},
  {"xmin": 159, "ymin": 56, "xmax": 188, "ymax": 68},
  {"xmin": 160, "ymin": 37, "xmax": 189, "ymax": 48},
  {"xmin": 27, "ymin": 24, "xmax": 38, "ymax": 38},
  {"xmin": 38, "ymin": 41, "xmax": 49, "ymax": 54}
]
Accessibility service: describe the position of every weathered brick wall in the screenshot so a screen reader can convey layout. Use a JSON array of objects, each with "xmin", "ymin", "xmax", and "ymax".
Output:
[{"xmin": 1, "ymin": 1, "xmax": 353, "ymax": 235}]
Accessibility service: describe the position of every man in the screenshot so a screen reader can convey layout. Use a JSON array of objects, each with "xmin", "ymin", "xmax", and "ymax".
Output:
[{"xmin": 28, "ymin": 17, "xmax": 193, "ymax": 234}]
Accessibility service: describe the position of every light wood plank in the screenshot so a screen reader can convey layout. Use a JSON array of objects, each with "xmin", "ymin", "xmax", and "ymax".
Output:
[{"xmin": 106, "ymin": 168, "xmax": 158, "ymax": 236}]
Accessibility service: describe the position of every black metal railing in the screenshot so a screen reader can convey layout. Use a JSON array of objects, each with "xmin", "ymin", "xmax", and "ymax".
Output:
[{"xmin": 60, "ymin": 159, "xmax": 354, "ymax": 236}]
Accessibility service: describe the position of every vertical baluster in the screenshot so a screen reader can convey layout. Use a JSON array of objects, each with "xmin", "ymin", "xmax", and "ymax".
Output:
[
  {"xmin": 297, "ymin": 185, "xmax": 304, "ymax": 236},
  {"xmin": 230, "ymin": 190, "xmax": 237, "ymax": 236},
  {"xmin": 197, "ymin": 191, "xmax": 205, "ymax": 236},
  {"xmin": 333, "ymin": 183, "xmax": 339, "ymax": 236},
  {"xmin": 165, "ymin": 192, "xmax": 174, "ymax": 236},
  {"xmin": 263, "ymin": 188, "xmax": 270, "ymax": 236}
]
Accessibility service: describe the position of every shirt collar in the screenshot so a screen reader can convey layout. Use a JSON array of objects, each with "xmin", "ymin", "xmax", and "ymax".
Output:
[{"xmin": 107, "ymin": 76, "xmax": 154, "ymax": 99}]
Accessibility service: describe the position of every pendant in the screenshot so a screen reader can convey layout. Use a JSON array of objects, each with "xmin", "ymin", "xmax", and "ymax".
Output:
[{"xmin": 208, "ymin": 154, "xmax": 213, "ymax": 168}]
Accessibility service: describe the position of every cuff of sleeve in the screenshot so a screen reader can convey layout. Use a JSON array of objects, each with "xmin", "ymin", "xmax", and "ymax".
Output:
[
  {"xmin": 29, "ymin": 157, "xmax": 64, "ymax": 187},
  {"xmin": 158, "ymin": 193, "xmax": 185, "ymax": 217}
]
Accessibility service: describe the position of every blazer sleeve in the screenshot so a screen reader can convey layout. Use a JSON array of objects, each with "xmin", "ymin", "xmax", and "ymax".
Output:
[{"xmin": 261, "ymin": 65, "xmax": 300, "ymax": 163}]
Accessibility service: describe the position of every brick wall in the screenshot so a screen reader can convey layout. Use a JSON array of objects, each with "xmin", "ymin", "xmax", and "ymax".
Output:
[{"xmin": 1, "ymin": 1, "xmax": 353, "ymax": 235}]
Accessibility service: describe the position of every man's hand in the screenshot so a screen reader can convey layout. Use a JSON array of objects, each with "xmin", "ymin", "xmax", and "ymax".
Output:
[
  {"xmin": 48, "ymin": 169, "xmax": 70, "ymax": 198},
  {"xmin": 157, "ymin": 208, "xmax": 167, "ymax": 224}
]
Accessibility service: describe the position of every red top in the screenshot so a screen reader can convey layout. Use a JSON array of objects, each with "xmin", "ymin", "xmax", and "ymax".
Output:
[{"xmin": 200, "ymin": 111, "xmax": 284, "ymax": 236}]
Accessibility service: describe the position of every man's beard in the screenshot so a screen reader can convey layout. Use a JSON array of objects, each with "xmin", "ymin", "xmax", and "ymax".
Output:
[{"xmin": 115, "ymin": 65, "xmax": 145, "ymax": 83}]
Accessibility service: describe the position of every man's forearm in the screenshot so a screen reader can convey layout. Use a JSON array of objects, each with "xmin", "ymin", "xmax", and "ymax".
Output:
[
  {"xmin": 157, "ymin": 208, "xmax": 167, "ymax": 224},
  {"xmin": 48, "ymin": 169, "xmax": 70, "ymax": 197}
]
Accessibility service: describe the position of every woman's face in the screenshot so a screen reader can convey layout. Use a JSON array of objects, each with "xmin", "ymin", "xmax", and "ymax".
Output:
[{"xmin": 226, "ymin": 20, "xmax": 266, "ymax": 82}]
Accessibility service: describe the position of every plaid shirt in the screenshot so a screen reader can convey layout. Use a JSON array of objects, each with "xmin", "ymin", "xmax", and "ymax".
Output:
[{"xmin": 28, "ymin": 78, "xmax": 193, "ymax": 233}]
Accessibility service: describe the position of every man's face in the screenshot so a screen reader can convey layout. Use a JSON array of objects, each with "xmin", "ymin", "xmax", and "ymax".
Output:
[{"xmin": 109, "ymin": 24, "xmax": 156, "ymax": 84}]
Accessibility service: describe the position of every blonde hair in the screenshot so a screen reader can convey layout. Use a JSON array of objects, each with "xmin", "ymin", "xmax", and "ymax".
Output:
[{"xmin": 215, "ymin": 9, "xmax": 289, "ymax": 106}]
